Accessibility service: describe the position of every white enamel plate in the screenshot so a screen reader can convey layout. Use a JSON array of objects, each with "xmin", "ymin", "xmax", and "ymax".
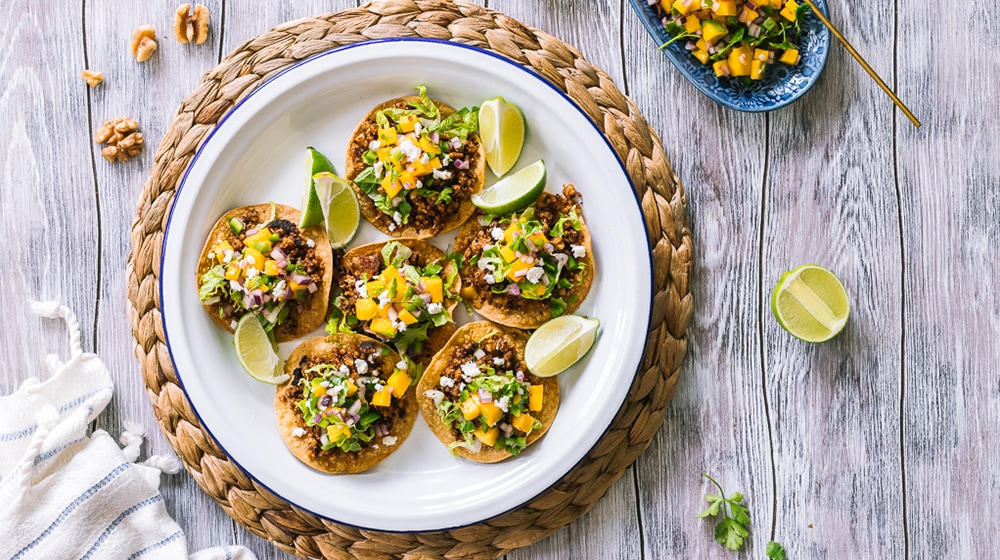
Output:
[{"xmin": 161, "ymin": 39, "xmax": 651, "ymax": 532}]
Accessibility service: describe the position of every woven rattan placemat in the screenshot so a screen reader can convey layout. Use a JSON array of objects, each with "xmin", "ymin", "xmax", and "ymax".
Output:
[{"xmin": 126, "ymin": 1, "xmax": 692, "ymax": 557}]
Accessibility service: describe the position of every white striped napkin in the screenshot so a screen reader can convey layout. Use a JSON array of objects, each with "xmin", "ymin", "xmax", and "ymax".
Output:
[{"xmin": 0, "ymin": 302, "xmax": 256, "ymax": 560}]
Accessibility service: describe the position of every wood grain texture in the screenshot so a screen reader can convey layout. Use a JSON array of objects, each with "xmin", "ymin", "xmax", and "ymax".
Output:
[
  {"xmin": 622, "ymin": 6, "xmax": 774, "ymax": 560},
  {"xmin": 761, "ymin": 0, "xmax": 905, "ymax": 555},
  {"xmin": 0, "ymin": 2, "xmax": 98, "ymax": 388},
  {"xmin": 897, "ymin": 0, "xmax": 1000, "ymax": 556}
]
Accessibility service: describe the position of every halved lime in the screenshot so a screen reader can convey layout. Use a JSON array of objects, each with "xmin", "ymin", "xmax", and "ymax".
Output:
[
  {"xmin": 233, "ymin": 314, "xmax": 288, "ymax": 384},
  {"xmin": 471, "ymin": 159, "xmax": 546, "ymax": 214},
  {"xmin": 479, "ymin": 96, "xmax": 526, "ymax": 178},
  {"xmin": 313, "ymin": 171, "xmax": 361, "ymax": 249},
  {"xmin": 525, "ymin": 315, "xmax": 600, "ymax": 377},
  {"xmin": 771, "ymin": 264, "xmax": 850, "ymax": 343},
  {"xmin": 299, "ymin": 147, "xmax": 338, "ymax": 229}
]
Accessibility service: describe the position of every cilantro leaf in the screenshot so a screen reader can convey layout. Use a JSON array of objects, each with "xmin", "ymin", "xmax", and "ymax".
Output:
[
  {"xmin": 697, "ymin": 473, "xmax": 752, "ymax": 552},
  {"xmin": 766, "ymin": 541, "xmax": 788, "ymax": 560}
]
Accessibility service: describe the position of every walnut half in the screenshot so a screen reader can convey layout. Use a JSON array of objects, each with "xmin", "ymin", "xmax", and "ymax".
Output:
[
  {"xmin": 95, "ymin": 117, "xmax": 144, "ymax": 162},
  {"xmin": 174, "ymin": 3, "xmax": 210, "ymax": 44},
  {"xmin": 81, "ymin": 69, "xmax": 104, "ymax": 87},
  {"xmin": 131, "ymin": 25, "xmax": 158, "ymax": 62}
]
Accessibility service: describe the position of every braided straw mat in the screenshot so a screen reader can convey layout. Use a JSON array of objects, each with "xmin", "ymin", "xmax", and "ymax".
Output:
[{"xmin": 126, "ymin": 0, "xmax": 692, "ymax": 558}]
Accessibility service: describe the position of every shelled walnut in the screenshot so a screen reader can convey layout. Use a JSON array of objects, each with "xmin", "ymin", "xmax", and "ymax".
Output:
[
  {"xmin": 131, "ymin": 25, "xmax": 158, "ymax": 62},
  {"xmin": 81, "ymin": 70, "xmax": 104, "ymax": 87},
  {"xmin": 174, "ymin": 4, "xmax": 209, "ymax": 44},
  {"xmin": 95, "ymin": 117, "xmax": 144, "ymax": 162}
]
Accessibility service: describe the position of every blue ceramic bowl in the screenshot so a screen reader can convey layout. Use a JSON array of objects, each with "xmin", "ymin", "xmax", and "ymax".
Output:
[{"xmin": 628, "ymin": 0, "xmax": 831, "ymax": 112}]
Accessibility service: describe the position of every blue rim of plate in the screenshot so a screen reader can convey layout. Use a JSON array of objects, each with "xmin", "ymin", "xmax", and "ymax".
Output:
[
  {"xmin": 158, "ymin": 37, "xmax": 655, "ymax": 533},
  {"xmin": 628, "ymin": 0, "xmax": 831, "ymax": 112}
]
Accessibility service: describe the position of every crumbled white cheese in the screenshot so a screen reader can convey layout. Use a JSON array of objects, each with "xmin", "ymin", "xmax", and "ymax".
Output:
[
  {"xmin": 393, "ymin": 211, "xmax": 403, "ymax": 225},
  {"xmin": 442, "ymin": 154, "xmax": 452, "ymax": 166},
  {"xmin": 378, "ymin": 291, "xmax": 391, "ymax": 307},
  {"xmin": 398, "ymin": 138, "xmax": 422, "ymax": 161},
  {"xmin": 207, "ymin": 251, "xmax": 216, "ymax": 260},
  {"xmin": 474, "ymin": 348, "xmax": 486, "ymax": 360},
  {"xmin": 245, "ymin": 268, "xmax": 259, "ymax": 279},
  {"xmin": 306, "ymin": 238, "xmax": 315, "ymax": 248},
  {"xmin": 460, "ymin": 361, "xmax": 480, "ymax": 379},
  {"xmin": 493, "ymin": 357, "xmax": 505, "ymax": 366},
  {"xmin": 415, "ymin": 180, "xmax": 423, "ymax": 190},
  {"xmin": 484, "ymin": 273, "xmax": 496, "ymax": 285},
  {"xmin": 432, "ymin": 168, "xmax": 453, "ymax": 181},
  {"xmin": 427, "ymin": 302, "xmax": 443, "ymax": 315},
  {"xmin": 222, "ymin": 250, "xmax": 234, "ymax": 263},
  {"xmin": 356, "ymin": 280, "xmax": 368, "ymax": 299},
  {"xmin": 491, "ymin": 227, "xmax": 505, "ymax": 241},
  {"xmin": 369, "ymin": 139, "xmax": 381, "ymax": 150},
  {"xmin": 382, "ymin": 435, "xmax": 398, "ymax": 446},
  {"xmin": 496, "ymin": 395, "xmax": 510, "ymax": 413},
  {"xmin": 245, "ymin": 254, "xmax": 256, "ymax": 265},
  {"xmin": 388, "ymin": 223, "xmax": 396, "ymax": 232},
  {"xmin": 414, "ymin": 122, "xmax": 423, "ymax": 136},
  {"xmin": 419, "ymin": 152, "xmax": 430, "ymax": 164},
  {"xmin": 439, "ymin": 376, "xmax": 455, "ymax": 388},
  {"xmin": 339, "ymin": 364, "xmax": 350, "ymax": 375},
  {"xmin": 571, "ymin": 244, "xmax": 587, "ymax": 258},
  {"xmin": 291, "ymin": 427, "xmax": 306, "ymax": 438},
  {"xmin": 396, "ymin": 321, "xmax": 407, "ymax": 332},
  {"xmin": 374, "ymin": 383, "xmax": 384, "ymax": 392},
  {"xmin": 396, "ymin": 360, "xmax": 408, "ymax": 370},
  {"xmin": 526, "ymin": 266, "xmax": 545, "ymax": 284},
  {"xmin": 354, "ymin": 359, "xmax": 368, "ymax": 374},
  {"xmin": 459, "ymin": 382, "xmax": 466, "ymax": 391}
]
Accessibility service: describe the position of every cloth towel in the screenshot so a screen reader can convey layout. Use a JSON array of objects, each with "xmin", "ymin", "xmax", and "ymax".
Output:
[{"xmin": 0, "ymin": 302, "xmax": 257, "ymax": 560}]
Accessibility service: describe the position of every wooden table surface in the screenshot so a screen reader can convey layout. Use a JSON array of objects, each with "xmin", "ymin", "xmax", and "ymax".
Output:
[{"xmin": 3, "ymin": 0, "xmax": 995, "ymax": 558}]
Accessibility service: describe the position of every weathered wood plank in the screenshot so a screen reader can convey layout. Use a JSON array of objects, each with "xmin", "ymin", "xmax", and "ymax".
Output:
[
  {"xmin": 897, "ymin": 0, "xmax": 1000, "ymax": 556},
  {"xmin": 83, "ymin": 0, "xmax": 234, "ymax": 554},
  {"xmin": 622, "ymin": 4, "xmax": 773, "ymax": 559},
  {"xmin": 761, "ymin": 0, "xmax": 905, "ymax": 555},
  {"xmin": 0, "ymin": 2, "xmax": 98, "ymax": 388}
]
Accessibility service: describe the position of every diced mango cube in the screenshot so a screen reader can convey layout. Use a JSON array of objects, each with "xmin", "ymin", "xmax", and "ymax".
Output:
[
  {"xmin": 754, "ymin": 48, "xmax": 770, "ymax": 62},
  {"xmin": 779, "ymin": 48, "xmax": 800, "ymax": 65},
  {"xmin": 511, "ymin": 413, "xmax": 535, "ymax": 434},
  {"xmin": 243, "ymin": 247, "xmax": 265, "ymax": 271},
  {"xmin": 369, "ymin": 317, "xmax": 397, "ymax": 338},
  {"xmin": 398, "ymin": 170, "xmax": 418, "ymax": 190},
  {"xmin": 712, "ymin": 0, "xmax": 737, "ymax": 17},
  {"xmin": 326, "ymin": 423, "xmax": 351, "ymax": 443},
  {"xmin": 693, "ymin": 49, "xmax": 710, "ymax": 65},
  {"xmin": 695, "ymin": 38, "xmax": 708, "ymax": 51},
  {"xmin": 398, "ymin": 114, "xmax": 418, "ymax": 132},
  {"xmin": 376, "ymin": 303, "xmax": 391, "ymax": 320},
  {"xmin": 382, "ymin": 176, "xmax": 402, "ymax": 199},
  {"xmin": 423, "ymin": 276, "xmax": 443, "ymax": 303},
  {"xmin": 751, "ymin": 59, "xmax": 766, "ymax": 80},
  {"xmin": 263, "ymin": 259, "xmax": 280, "ymax": 277},
  {"xmin": 355, "ymin": 299, "xmax": 378, "ymax": 321},
  {"xmin": 702, "ymin": 19, "xmax": 727, "ymax": 44},
  {"xmin": 371, "ymin": 387, "xmax": 392, "ymax": 407},
  {"xmin": 474, "ymin": 426, "xmax": 500, "ymax": 447},
  {"xmin": 460, "ymin": 286, "xmax": 477, "ymax": 300},
  {"xmin": 728, "ymin": 45, "xmax": 752, "ymax": 77},
  {"xmin": 366, "ymin": 280, "xmax": 385, "ymax": 298},
  {"xmin": 683, "ymin": 16, "xmax": 702, "ymax": 33},
  {"xmin": 344, "ymin": 379, "xmax": 358, "ymax": 397},
  {"xmin": 398, "ymin": 308, "xmax": 418, "ymax": 325},
  {"xmin": 479, "ymin": 401, "xmax": 503, "ymax": 427},
  {"xmin": 378, "ymin": 127, "xmax": 397, "ymax": 146},
  {"xmin": 387, "ymin": 370, "xmax": 412, "ymax": 399},
  {"xmin": 738, "ymin": 7, "xmax": 758, "ymax": 23},
  {"xmin": 417, "ymin": 136, "xmax": 440, "ymax": 155},
  {"xmin": 224, "ymin": 263, "xmax": 241, "ymax": 281},
  {"xmin": 527, "ymin": 232, "xmax": 547, "ymax": 247},
  {"xmin": 461, "ymin": 398, "xmax": 482, "ymax": 421},
  {"xmin": 780, "ymin": 0, "xmax": 799, "ymax": 21},
  {"xmin": 503, "ymin": 222, "xmax": 521, "ymax": 244},
  {"xmin": 498, "ymin": 245, "xmax": 517, "ymax": 264},
  {"xmin": 213, "ymin": 240, "xmax": 233, "ymax": 263},
  {"xmin": 713, "ymin": 60, "xmax": 731, "ymax": 77},
  {"xmin": 505, "ymin": 259, "xmax": 531, "ymax": 282},
  {"xmin": 672, "ymin": 0, "xmax": 695, "ymax": 15},
  {"xmin": 529, "ymin": 385, "xmax": 543, "ymax": 412}
]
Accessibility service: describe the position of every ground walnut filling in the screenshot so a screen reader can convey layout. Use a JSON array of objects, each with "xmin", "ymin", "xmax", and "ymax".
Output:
[
  {"xmin": 328, "ymin": 241, "xmax": 459, "ymax": 363},
  {"xmin": 289, "ymin": 341, "xmax": 411, "ymax": 455},
  {"xmin": 198, "ymin": 207, "xmax": 322, "ymax": 333},
  {"xmin": 424, "ymin": 333, "xmax": 545, "ymax": 455},
  {"xmin": 461, "ymin": 185, "xmax": 588, "ymax": 316},
  {"xmin": 349, "ymin": 86, "xmax": 480, "ymax": 234}
]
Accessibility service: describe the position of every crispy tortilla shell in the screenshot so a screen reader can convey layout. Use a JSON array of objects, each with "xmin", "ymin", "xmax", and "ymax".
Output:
[
  {"xmin": 416, "ymin": 321, "xmax": 559, "ymax": 463},
  {"xmin": 344, "ymin": 96, "xmax": 486, "ymax": 238},
  {"xmin": 275, "ymin": 334, "xmax": 417, "ymax": 474},
  {"xmin": 196, "ymin": 203, "xmax": 334, "ymax": 342}
]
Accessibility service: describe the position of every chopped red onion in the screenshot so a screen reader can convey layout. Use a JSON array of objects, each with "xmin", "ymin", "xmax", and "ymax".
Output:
[
  {"xmin": 453, "ymin": 159, "xmax": 468, "ymax": 170},
  {"xmin": 270, "ymin": 247, "xmax": 286, "ymax": 261},
  {"xmin": 307, "ymin": 283, "xmax": 318, "ymax": 293},
  {"xmin": 685, "ymin": 41, "xmax": 696, "ymax": 51},
  {"xmin": 429, "ymin": 131, "xmax": 440, "ymax": 143},
  {"xmin": 507, "ymin": 283, "xmax": 521, "ymax": 296},
  {"xmin": 478, "ymin": 389, "xmax": 493, "ymax": 403},
  {"xmin": 516, "ymin": 371, "xmax": 525, "ymax": 381},
  {"xmin": 290, "ymin": 273, "xmax": 312, "ymax": 285},
  {"xmin": 347, "ymin": 399, "xmax": 362, "ymax": 417},
  {"xmin": 245, "ymin": 227, "xmax": 259, "ymax": 237},
  {"xmin": 420, "ymin": 293, "xmax": 433, "ymax": 304},
  {"xmin": 416, "ymin": 279, "xmax": 426, "ymax": 292},
  {"xmin": 499, "ymin": 422, "xmax": 513, "ymax": 438},
  {"xmin": 319, "ymin": 395, "xmax": 332, "ymax": 408},
  {"xmin": 449, "ymin": 137, "xmax": 462, "ymax": 150},
  {"xmin": 352, "ymin": 414, "xmax": 360, "ymax": 424},
  {"xmin": 392, "ymin": 196, "xmax": 402, "ymax": 207},
  {"xmin": 388, "ymin": 307, "xmax": 398, "ymax": 322},
  {"xmin": 312, "ymin": 414, "xmax": 322, "ymax": 424}
]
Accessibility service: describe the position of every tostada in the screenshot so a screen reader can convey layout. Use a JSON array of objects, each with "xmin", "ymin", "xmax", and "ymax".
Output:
[
  {"xmin": 344, "ymin": 86, "xmax": 485, "ymax": 237},
  {"xmin": 328, "ymin": 239, "xmax": 460, "ymax": 370},
  {"xmin": 275, "ymin": 333, "xmax": 418, "ymax": 474},
  {"xmin": 452, "ymin": 185, "xmax": 594, "ymax": 329},
  {"xmin": 196, "ymin": 203, "xmax": 333, "ymax": 342},
  {"xmin": 417, "ymin": 322, "xmax": 559, "ymax": 463}
]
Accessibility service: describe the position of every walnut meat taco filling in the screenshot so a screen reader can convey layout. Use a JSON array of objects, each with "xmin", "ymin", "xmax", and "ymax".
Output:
[
  {"xmin": 346, "ymin": 86, "xmax": 484, "ymax": 237},
  {"xmin": 327, "ymin": 239, "xmax": 461, "ymax": 369},
  {"xmin": 417, "ymin": 322, "xmax": 559, "ymax": 463},
  {"xmin": 275, "ymin": 334, "xmax": 417, "ymax": 474},
  {"xmin": 453, "ymin": 185, "xmax": 595, "ymax": 329},
  {"xmin": 196, "ymin": 203, "xmax": 333, "ymax": 342}
]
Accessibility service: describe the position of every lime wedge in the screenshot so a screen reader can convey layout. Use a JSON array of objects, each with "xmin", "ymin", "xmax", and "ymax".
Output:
[
  {"xmin": 313, "ymin": 171, "xmax": 361, "ymax": 249},
  {"xmin": 479, "ymin": 96, "xmax": 526, "ymax": 178},
  {"xmin": 525, "ymin": 315, "xmax": 600, "ymax": 377},
  {"xmin": 471, "ymin": 159, "xmax": 546, "ymax": 214},
  {"xmin": 771, "ymin": 264, "xmax": 850, "ymax": 343},
  {"xmin": 233, "ymin": 314, "xmax": 288, "ymax": 384},
  {"xmin": 299, "ymin": 147, "xmax": 337, "ymax": 229}
]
